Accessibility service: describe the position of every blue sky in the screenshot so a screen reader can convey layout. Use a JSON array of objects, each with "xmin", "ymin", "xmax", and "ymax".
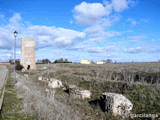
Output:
[{"xmin": 0, "ymin": 0, "xmax": 160, "ymax": 62}]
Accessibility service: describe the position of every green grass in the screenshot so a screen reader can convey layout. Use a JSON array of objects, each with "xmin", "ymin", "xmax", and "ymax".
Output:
[{"xmin": 0, "ymin": 71, "xmax": 37, "ymax": 120}]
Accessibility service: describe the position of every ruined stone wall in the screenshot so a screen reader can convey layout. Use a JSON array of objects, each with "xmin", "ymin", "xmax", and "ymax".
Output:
[{"xmin": 20, "ymin": 38, "xmax": 36, "ymax": 70}]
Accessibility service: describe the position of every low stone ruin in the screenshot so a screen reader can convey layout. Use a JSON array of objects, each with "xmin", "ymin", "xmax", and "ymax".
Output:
[
  {"xmin": 38, "ymin": 76, "xmax": 43, "ymax": 81},
  {"xmin": 38, "ymin": 77, "xmax": 63, "ymax": 89},
  {"xmin": 24, "ymin": 74, "xmax": 28, "ymax": 77},
  {"xmin": 38, "ymin": 76, "xmax": 49, "ymax": 81},
  {"xmin": 80, "ymin": 90, "xmax": 91, "ymax": 99},
  {"xmin": 67, "ymin": 85, "xmax": 81, "ymax": 99},
  {"xmin": 48, "ymin": 78, "xmax": 63, "ymax": 89},
  {"xmin": 99, "ymin": 92, "xmax": 133, "ymax": 116},
  {"xmin": 67, "ymin": 85, "xmax": 91, "ymax": 99}
]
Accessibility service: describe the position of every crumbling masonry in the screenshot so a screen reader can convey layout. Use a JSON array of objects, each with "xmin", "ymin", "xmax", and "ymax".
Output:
[{"xmin": 20, "ymin": 38, "xmax": 36, "ymax": 70}]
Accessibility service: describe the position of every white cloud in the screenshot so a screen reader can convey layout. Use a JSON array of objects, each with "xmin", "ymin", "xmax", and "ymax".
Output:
[
  {"xmin": 84, "ymin": 25, "xmax": 104, "ymax": 38},
  {"xmin": 84, "ymin": 45, "xmax": 119, "ymax": 54},
  {"xmin": 0, "ymin": 13, "xmax": 26, "ymax": 50},
  {"xmin": 27, "ymin": 26, "xmax": 86, "ymax": 48},
  {"xmin": 9, "ymin": 13, "xmax": 21, "ymax": 24},
  {"xmin": 73, "ymin": 0, "xmax": 135, "ymax": 26},
  {"xmin": 140, "ymin": 19, "xmax": 149, "ymax": 23},
  {"xmin": 73, "ymin": 2, "xmax": 110, "ymax": 26},
  {"xmin": 0, "ymin": 13, "xmax": 87, "ymax": 61},
  {"xmin": 51, "ymin": 50, "xmax": 64, "ymax": 55},
  {"xmin": 151, "ymin": 39, "xmax": 155, "ymax": 42},
  {"xmin": 84, "ymin": 47, "xmax": 103, "ymax": 53},
  {"xmin": 112, "ymin": 0, "xmax": 132, "ymax": 12},
  {"xmin": 0, "ymin": 55, "xmax": 10, "ymax": 62},
  {"xmin": 67, "ymin": 41, "xmax": 93, "ymax": 51},
  {"xmin": 0, "ymin": 50, "xmax": 12, "ymax": 62},
  {"xmin": 127, "ymin": 18, "xmax": 137, "ymax": 25},
  {"xmin": 73, "ymin": 0, "xmax": 134, "ymax": 44},
  {"xmin": 0, "ymin": 14, "xmax": 4, "ymax": 19},
  {"xmin": 0, "ymin": 13, "xmax": 86, "ymax": 50},
  {"xmin": 123, "ymin": 47, "xmax": 143, "ymax": 53},
  {"xmin": 91, "ymin": 52, "xmax": 118, "ymax": 58},
  {"xmin": 68, "ymin": 42, "xmax": 120, "ymax": 55},
  {"xmin": 128, "ymin": 36, "xmax": 146, "ymax": 43},
  {"xmin": 123, "ymin": 44, "xmax": 160, "ymax": 54},
  {"xmin": 0, "ymin": 27, "xmax": 14, "ymax": 49},
  {"xmin": 1, "ymin": 49, "xmax": 10, "ymax": 53},
  {"xmin": 84, "ymin": 24, "xmax": 122, "ymax": 44},
  {"xmin": 69, "ymin": 19, "xmax": 74, "ymax": 24},
  {"xmin": 149, "ymin": 48, "xmax": 160, "ymax": 53}
]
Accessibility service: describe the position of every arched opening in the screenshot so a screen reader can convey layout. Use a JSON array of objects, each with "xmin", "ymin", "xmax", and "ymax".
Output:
[{"xmin": 27, "ymin": 65, "xmax": 30, "ymax": 70}]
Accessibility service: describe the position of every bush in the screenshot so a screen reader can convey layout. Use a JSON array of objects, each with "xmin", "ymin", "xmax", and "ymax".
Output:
[{"xmin": 16, "ymin": 64, "xmax": 24, "ymax": 71}]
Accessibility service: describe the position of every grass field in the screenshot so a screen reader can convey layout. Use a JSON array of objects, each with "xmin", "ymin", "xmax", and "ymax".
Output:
[
  {"xmin": 1, "ymin": 63, "xmax": 160, "ymax": 120},
  {"xmin": 0, "ymin": 67, "xmax": 37, "ymax": 120}
]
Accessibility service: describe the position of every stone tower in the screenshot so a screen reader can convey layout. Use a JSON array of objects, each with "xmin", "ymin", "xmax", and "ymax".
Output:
[{"xmin": 21, "ymin": 38, "xmax": 36, "ymax": 70}]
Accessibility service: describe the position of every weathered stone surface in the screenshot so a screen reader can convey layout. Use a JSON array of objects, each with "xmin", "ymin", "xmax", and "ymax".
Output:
[
  {"xmin": 99, "ymin": 92, "xmax": 133, "ymax": 116},
  {"xmin": 80, "ymin": 90, "xmax": 91, "ymax": 99},
  {"xmin": 38, "ymin": 76, "xmax": 43, "ymax": 81},
  {"xmin": 68, "ymin": 85, "xmax": 77, "ymax": 89},
  {"xmin": 44, "ymin": 77, "xmax": 49, "ymax": 81},
  {"xmin": 21, "ymin": 38, "xmax": 36, "ymax": 70},
  {"xmin": 48, "ymin": 78, "xmax": 63, "ymax": 88},
  {"xmin": 38, "ymin": 77, "xmax": 49, "ymax": 81},
  {"xmin": 67, "ymin": 85, "xmax": 81, "ymax": 99},
  {"xmin": 67, "ymin": 85, "xmax": 91, "ymax": 99}
]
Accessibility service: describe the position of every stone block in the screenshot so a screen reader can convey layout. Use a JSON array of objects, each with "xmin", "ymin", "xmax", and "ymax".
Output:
[
  {"xmin": 67, "ymin": 85, "xmax": 91, "ymax": 99},
  {"xmin": 80, "ymin": 90, "xmax": 91, "ymax": 99},
  {"xmin": 99, "ymin": 92, "xmax": 133, "ymax": 116},
  {"xmin": 48, "ymin": 78, "xmax": 63, "ymax": 88},
  {"xmin": 38, "ymin": 76, "xmax": 43, "ymax": 81}
]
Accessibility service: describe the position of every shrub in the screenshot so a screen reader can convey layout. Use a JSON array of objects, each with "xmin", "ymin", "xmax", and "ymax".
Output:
[{"xmin": 16, "ymin": 64, "xmax": 24, "ymax": 71}]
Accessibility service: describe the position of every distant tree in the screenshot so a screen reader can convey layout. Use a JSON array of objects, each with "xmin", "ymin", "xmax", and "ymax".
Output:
[
  {"xmin": 42, "ymin": 59, "xmax": 51, "ymax": 64},
  {"xmin": 16, "ymin": 59, "xmax": 20, "ymax": 64},
  {"xmin": 9, "ymin": 59, "xmax": 20, "ymax": 64},
  {"xmin": 37, "ymin": 60, "xmax": 42, "ymax": 63},
  {"xmin": 91, "ymin": 60, "xmax": 95, "ymax": 64},
  {"xmin": 106, "ymin": 59, "xmax": 112, "ymax": 63},
  {"xmin": 102, "ymin": 59, "xmax": 112, "ymax": 63},
  {"xmin": 9, "ymin": 59, "xmax": 14, "ymax": 64},
  {"xmin": 54, "ymin": 58, "xmax": 72, "ymax": 63},
  {"xmin": 64, "ymin": 58, "xmax": 68, "ymax": 63},
  {"xmin": 54, "ymin": 60, "xmax": 58, "ymax": 63}
]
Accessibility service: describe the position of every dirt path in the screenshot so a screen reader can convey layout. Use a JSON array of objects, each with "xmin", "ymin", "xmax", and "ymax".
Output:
[{"xmin": 0, "ymin": 65, "xmax": 7, "ymax": 91}]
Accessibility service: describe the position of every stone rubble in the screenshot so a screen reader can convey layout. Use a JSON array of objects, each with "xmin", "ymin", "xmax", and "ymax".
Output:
[
  {"xmin": 99, "ymin": 92, "xmax": 133, "ymax": 116},
  {"xmin": 67, "ymin": 85, "xmax": 91, "ymax": 99},
  {"xmin": 38, "ymin": 76, "xmax": 49, "ymax": 81},
  {"xmin": 48, "ymin": 78, "xmax": 63, "ymax": 89},
  {"xmin": 37, "ymin": 76, "xmax": 133, "ymax": 116}
]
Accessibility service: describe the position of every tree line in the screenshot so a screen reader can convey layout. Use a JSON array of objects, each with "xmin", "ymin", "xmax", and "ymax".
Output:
[{"xmin": 37, "ymin": 58, "xmax": 72, "ymax": 64}]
